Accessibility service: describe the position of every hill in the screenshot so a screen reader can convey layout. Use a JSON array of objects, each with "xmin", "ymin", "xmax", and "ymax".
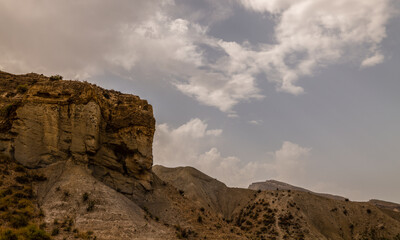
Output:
[
  {"xmin": 156, "ymin": 166, "xmax": 400, "ymax": 240},
  {"xmin": 153, "ymin": 165, "xmax": 254, "ymax": 219}
]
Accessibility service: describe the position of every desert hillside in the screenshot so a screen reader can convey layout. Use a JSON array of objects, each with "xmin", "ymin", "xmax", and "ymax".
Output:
[
  {"xmin": 0, "ymin": 71, "xmax": 400, "ymax": 240},
  {"xmin": 156, "ymin": 165, "xmax": 400, "ymax": 240}
]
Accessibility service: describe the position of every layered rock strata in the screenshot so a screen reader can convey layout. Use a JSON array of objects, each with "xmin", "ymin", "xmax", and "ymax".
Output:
[{"xmin": 0, "ymin": 71, "xmax": 155, "ymax": 193}]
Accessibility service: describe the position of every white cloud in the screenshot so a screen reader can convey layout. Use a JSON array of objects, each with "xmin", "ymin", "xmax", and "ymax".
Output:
[
  {"xmin": 0, "ymin": 0, "xmax": 395, "ymax": 113},
  {"xmin": 273, "ymin": 141, "xmax": 311, "ymax": 183},
  {"xmin": 239, "ymin": 0, "xmax": 297, "ymax": 13},
  {"xmin": 0, "ymin": 0, "xmax": 263, "ymax": 113},
  {"xmin": 361, "ymin": 53, "xmax": 385, "ymax": 68},
  {"xmin": 237, "ymin": 0, "xmax": 395, "ymax": 94},
  {"xmin": 174, "ymin": 0, "xmax": 397, "ymax": 107},
  {"xmin": 0, "ymin": 0, "xmax": 172, "ymax": 78},
  {"xmin": 249, "ymin": 120, "xmax": 263, "ymax": 125},
  {"xmin": 153, "ymin": 118, "xmax": 223, "ymax": 167},
  {"xmin": 154, "ymin": 119, "xmax": 311, "ymax": 187}
]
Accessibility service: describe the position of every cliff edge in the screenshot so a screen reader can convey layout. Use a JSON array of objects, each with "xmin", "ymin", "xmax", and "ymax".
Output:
[{"xmin": 0, "ymin": 71, "xmax": 155, "ymax": 193}]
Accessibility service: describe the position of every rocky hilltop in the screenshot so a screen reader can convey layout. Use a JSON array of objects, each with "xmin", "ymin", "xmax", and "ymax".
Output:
[{"xmin": 1, "ymin": 71, "xmax": 400, "ymax": 240}]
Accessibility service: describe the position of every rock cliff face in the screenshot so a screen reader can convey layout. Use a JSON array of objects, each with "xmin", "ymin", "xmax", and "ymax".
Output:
[{"xmin": 0, "ymin": 71, "xmax": 155, "ymax": 193}]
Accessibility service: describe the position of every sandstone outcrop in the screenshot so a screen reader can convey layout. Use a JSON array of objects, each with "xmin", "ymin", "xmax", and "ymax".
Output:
[{"xmin": 0, "ymin": 71, "xmax": 155, "ymax": 193}]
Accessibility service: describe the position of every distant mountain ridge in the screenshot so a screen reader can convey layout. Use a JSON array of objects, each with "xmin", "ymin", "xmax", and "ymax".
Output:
[{"xmin": 249, "ymin": 180, "xmax": 347, "ymax": 201}]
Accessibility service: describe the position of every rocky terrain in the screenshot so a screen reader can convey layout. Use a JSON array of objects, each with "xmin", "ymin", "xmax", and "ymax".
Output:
[
  {"xmin": 156, "ymin": 166, "xmax": 400, "ymax": 240},
  {"xmin": 1, "ymin": 71, "xmax": 400, "ymax": 239}
]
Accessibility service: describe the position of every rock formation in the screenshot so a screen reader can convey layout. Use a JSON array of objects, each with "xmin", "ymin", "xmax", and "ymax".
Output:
[{"xmin": 0, "ymin": 71, "xmax": 155, "ymax": 193}]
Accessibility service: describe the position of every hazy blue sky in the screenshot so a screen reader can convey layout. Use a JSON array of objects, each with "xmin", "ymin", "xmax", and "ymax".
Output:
[{"xmin": 0, "ymin": 0, "xmax": 399, "ymax": 203}]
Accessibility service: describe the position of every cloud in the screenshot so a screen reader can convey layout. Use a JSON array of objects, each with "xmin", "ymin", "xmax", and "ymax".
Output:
[
  {"xmin": 249, "ymin": 120, "xmax": 263, "ymax": 125},
  {"xmin": 0, "ymin": 0, "xmax": 263, "ymax": 112},
  {"xmin": 153, "ymin": 118, "xmax": 223, "ymax": 167},
  {"xmin": 154, "ymin": 118, "xmax": 311, "ymax": 187},
  {"xmin": 238, "ymin": 0, "xmax": 395, "ymax": 94},
  {"xmin": 361, "ymin": 53, "xmax": 385, "ymax": 68},
  {"xmin": 172, "ymin": 0, "xmax": 396, "ymax": 108},
  {"xmin": 272, "ymin": 141, "xmax": 311, "ymax": 183},
  {"xmin": 0, "ymin": 0, "xmax": 171, "ymax": 78},
  {"xmin": 0, "ymin": 0, "xmax": 395, "ymax": 113}
]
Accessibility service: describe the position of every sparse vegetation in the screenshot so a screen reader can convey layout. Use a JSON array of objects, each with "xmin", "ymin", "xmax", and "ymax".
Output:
[
  {"xmin": 174, "ymin": 225, "xmax": 196, "ymax": 239},
  {"xmin": 16, "ymin": 84, "xmax": 28, "ymax": 94},
  {"xmin": 82, "ymin": 192, "xmax": 89, "ymax": 202},
  {"xmin": 0, "ymin": 225, "xmax": 50, "ymax": 240},
  {"xmin": 51, "ymin": 227, "xmax": 59, "ymax": 236},
  {"xmin": 343, "ymin": 209, "xmax": 348, "ymax": 215},
  {"xmin": 0, "ymin": 155, "xmax": 51, "ymax": 238},
  {"xmin": 49, "ymin": 75, "xmax": 63, "ymax": 81},
  {"xmin": 103, "ymin": 92, "xmax": 110, "ymax": 99},
  {"xmin": 63, "ymin": 190, "xmax": 70, "ymax": 200},
  {"xmin": 86, "ymin": 200, "xmax": 96, "ymax": 212}
]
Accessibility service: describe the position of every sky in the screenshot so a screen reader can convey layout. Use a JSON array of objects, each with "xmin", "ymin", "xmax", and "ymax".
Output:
[{"xmin": 0, "ymin": 0, "xmax": 399, "ymax": 203}]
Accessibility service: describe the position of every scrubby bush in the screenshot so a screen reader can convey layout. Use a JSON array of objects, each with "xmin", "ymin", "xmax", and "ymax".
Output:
[
  {"xmin": 49, "ymin": 75, "xmax": 63, "ymax": 81},
  {"xmin": 0, "ymin": 229, "xmax": 18, "ymax": 240},
  {"xmin": 0, "ymin": 156, "xmax": 51, "ymax": 238},
  {"xmin": 51, "ymin": 227, "xmax": 59, "ymax": 236},
  {"xmin": 9, "ymin": 214, "xmax": 29, "ymax": 228},
  {"xmin": 86, "ymin": 200, "xmax": 96, "ymax": 212},
  {"xmin": 14, "ymin": 165, "xmax": 26, "ymax": 173},
  {"xmin": 178, "ymin": 190, "xmax": 184, "ymax": 196},
  {"xmin": 16, "ymin": 85, "xmax": 28, "ymax": 94},
  {"xmin": 15, "ymin": 176, "xmax": 30, "ymax": 184},
  {"xmin": 63, "ymin": 190, "xmax": 70, "ymax": 200},
  {"xmin": 82, "ymin": 192, "xmax": 89, "ymax": 202},
  {"xmin": 20, "ymin": 225, "xmax": 51, "ymax": 240},
  {"xmin": 30, "ymin": 173, "xmax": 47, "ymax": 182}
]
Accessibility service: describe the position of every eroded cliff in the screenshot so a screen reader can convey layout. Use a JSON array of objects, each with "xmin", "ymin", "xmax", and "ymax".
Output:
[{"xmin": 0, "ymin": 71, "xmax": 155, "ymax": 193}]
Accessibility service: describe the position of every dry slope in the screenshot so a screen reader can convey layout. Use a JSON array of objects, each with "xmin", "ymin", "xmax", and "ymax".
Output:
[{"xmin": 156, "ymin": 165, "xmax": 400, "ymax": 240}]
